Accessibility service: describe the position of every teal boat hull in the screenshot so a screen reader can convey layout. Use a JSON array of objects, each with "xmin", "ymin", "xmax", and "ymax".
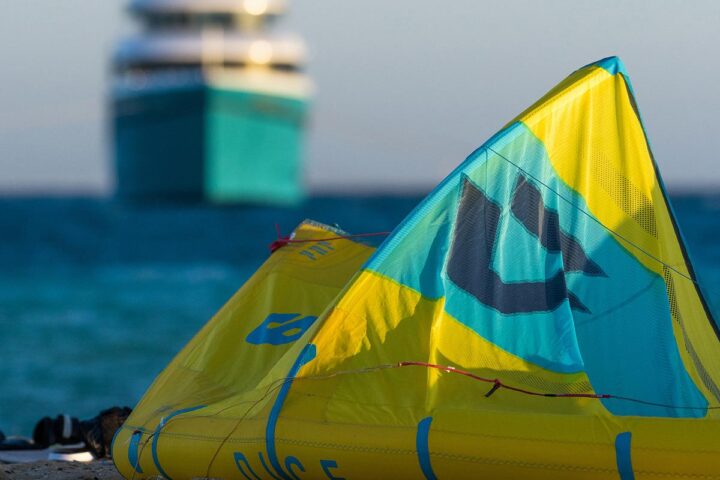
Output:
[{"xmin": 113, "ymin": 84, "xmax": 308, "ymax": 205}]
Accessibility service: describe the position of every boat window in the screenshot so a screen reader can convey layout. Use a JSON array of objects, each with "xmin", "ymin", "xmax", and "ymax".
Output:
[
  {"xmin": 142, "ymin": 13, "xmax": 191, "ymax": 29},
  {"xmin": 141, "ymin": 12, "xmax": 240, "ymax": 30},
  {"xmin": 117, "ymin": 60, "xmax": 300, "ymax": 75}
]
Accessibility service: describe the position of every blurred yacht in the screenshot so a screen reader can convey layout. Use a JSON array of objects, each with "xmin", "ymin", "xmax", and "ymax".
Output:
[{"xmin": 112, "ymin": 0, "xmax": 311, "ymax": 204}]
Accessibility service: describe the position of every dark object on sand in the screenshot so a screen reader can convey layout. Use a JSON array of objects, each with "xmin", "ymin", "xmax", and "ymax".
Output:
[
  {"xmin": 32, "ymin": 415, "xmax": 83, "ymax": 448},
  {"xmin": 80, "ymin": 406, "xmax": 132, "ymax": 458},
  {"xmin": 0, "ymin": 406, "xmax": 131, "ymax": 460},
  {"xmin": 0, "ymin": 437, "xmax": 39, "ymax": 451}
]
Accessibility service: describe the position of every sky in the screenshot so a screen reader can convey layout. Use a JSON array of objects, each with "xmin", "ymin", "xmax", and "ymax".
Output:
[{"xmin": 1, "ymin": 0, "xmax": 719, "ymax": 194}]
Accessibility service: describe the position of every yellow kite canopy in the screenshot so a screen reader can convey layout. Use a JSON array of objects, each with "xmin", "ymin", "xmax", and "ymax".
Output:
[{"xmin": 113, "ymin": 58, "xmax": 720, "ymax": 479}]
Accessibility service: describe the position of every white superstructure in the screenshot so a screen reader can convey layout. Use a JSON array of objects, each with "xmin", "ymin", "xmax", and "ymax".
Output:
[{"xmin": 114, "ymin": 0, "xmax": 310, "ymax": 97}]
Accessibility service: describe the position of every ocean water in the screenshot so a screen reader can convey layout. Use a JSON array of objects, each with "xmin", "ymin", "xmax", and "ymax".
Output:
[{"xmin": 1, "ymin": 194, "xmax": 719, "ymax": 435}]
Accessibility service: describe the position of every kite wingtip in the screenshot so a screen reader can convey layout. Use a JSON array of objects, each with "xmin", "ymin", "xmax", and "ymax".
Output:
[{"xmin": 588, "ymin": 56, "xmax": 628, "ymax": 76}]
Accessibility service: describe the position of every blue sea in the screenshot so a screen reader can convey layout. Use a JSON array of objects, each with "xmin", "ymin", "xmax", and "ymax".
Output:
[{"xmin": 1, "ymin": 194, "xmax": 719, "ymax": 435}]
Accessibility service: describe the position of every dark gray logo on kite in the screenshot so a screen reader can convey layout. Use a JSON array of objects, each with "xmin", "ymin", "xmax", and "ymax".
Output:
[{"xmin": 447, "ymin": 176, "xmax": 605, "ymax": 314}]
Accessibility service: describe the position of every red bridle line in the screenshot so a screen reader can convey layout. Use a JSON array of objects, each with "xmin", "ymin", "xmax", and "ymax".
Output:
[
  {"xmin": 269, "ymin": 224, "xmax": 390, "ymax": 253},
  {"xmin": 397, "ymin": 361, "xmax": 612, "ymax": 400}
]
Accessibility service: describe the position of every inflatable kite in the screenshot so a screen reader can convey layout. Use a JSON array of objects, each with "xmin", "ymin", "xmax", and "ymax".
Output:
[{"xmin": 112, "ymin": 57, "xmax": 720, "ymax": 479}]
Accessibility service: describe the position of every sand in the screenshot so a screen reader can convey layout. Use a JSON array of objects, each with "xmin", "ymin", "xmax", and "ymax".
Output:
[{"xmin": 0, "ymin": 461, "xmax": 123, "ymax": 480}]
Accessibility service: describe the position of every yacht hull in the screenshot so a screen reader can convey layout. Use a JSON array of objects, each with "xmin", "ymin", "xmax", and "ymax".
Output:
[{"xmin": 113, "ymin": 83, "xmax": 307, "ymax": 204}]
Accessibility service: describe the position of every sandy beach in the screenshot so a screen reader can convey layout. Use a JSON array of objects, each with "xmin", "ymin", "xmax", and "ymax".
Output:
[{"xmin": 0, "ymin": 461, "xmax": 122, "ymax": 480}]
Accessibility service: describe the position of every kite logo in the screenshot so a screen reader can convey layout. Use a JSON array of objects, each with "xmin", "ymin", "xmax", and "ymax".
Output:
[
  {"xmin": 246, "ymin": 313, "xmax": 318, "ymax": 346},
  {"xmin": 447, "ymin": 176, "xmax": 605, "ymax": 314}
]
